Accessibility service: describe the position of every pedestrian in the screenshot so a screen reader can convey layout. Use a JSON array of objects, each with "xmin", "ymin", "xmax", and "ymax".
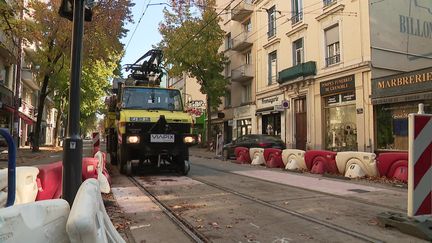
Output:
[{"xmin": 28, "ymin": 131, "xmax": 34, "ymax": 149}]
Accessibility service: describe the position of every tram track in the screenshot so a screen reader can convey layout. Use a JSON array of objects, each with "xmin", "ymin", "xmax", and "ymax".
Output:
[
  {"xmin": 128, "ymin": 176, "xmax": 209, "ymax": 243},
  {"xmin": 192, "ymin": 162, "xmax": 406, "ymax": 214}
]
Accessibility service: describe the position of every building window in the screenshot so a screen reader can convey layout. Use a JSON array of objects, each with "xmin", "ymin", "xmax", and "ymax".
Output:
[
  {"xmin": 325, "ymin": 25, "xmax": 340, "ymax": 66},
  {"xmin": 245, "ymin": 50, "xmax": 252, "ymax": 64},
  {"xmin": 323, "ymin": 0, "xmax": 336, "ymax": 7},
  {"xmin": 225, "ymin": 33, "xmax": 232, "ymax": 50},
  {"xmin": 293, "ymin": 38, "xmax": 304, "ymax": 66},
  {"xmin": 375, "ymin": 101, "xmax": 432, "ymax": 151},
  {"xmin": 268, "ymin": 51, "xmax": 277, "ymax": 85},
  {"xmin": 291, "ymin": 0, "xmax": 303, "ymax": 24},
  {"xmin": 242, "ymin": 82, "xmax": 251, "ymax": 103},
  {"xmin": 244, "ymin": 18, "xmax": 252, "ymax": 33},
  {"xmin": 225, "ymin": 62, "xmax": 231, "ymax": 78},
  {"xmin": 267, "ymin": 6, "xmax": 276, "ymax": 38},
  {"xmin": 225, "ymin": 90, "xmax": 231, "ymax": 107},
  {"xmin": 262, "ymin": 114, "xmax": 281, "ymax": 136}
]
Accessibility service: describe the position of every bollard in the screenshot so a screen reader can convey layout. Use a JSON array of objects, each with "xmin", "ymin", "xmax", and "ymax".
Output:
[{"xmin": 0, "ymin": 129, "xmax": 16, "ymax": 207}]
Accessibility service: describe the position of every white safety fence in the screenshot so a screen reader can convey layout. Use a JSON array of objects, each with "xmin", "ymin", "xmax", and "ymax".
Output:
[{"xmin": 67, "ymin": 179, "xmax": 125, "ymax": 243}]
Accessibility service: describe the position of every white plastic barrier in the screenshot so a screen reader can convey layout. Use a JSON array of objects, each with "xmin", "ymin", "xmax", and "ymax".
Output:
[
  {"xmin": 67, "ymin": 179, "xmax": 125, "ymax": 243},
  {"xmin": 0, "ymin": 166, "xmax": 39, "ymax": 207},
  {"xmin": 282, "ymin": 149, "xmax": 306, "ymax": 171},
  {"xmin": 0, "ymin": 199, "xmax": 70, "ymax": 243},
  {"xmin": 94, "ymin": 151, "xmax": 110, "ymax": 193},
  {"xmin": 249, "ymin": 148, "xmax": 265, "ymax": 165},
  {"xmin": 336, "ymin": 152, "xmax": 378, "ymax": 178}
]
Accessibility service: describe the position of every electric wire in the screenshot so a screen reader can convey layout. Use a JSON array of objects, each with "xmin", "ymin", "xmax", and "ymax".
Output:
[{"xmin": 124, "ymin": 0, "xmax": 152, "ymax": 53}]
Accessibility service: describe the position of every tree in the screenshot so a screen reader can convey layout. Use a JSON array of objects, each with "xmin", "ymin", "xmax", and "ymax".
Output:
[
  {"xmin": 19, "ymin": 0, "xmax": 133, "ymax": 151},
  {"xmin": 159, "ymin": 0, "xmax": 228, "ymax": 146}
]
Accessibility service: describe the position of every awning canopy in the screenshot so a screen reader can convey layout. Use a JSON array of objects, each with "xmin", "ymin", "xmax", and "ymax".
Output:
[{"xmin": 18, "ymin": 112, "xmax": 34, "ymax": 125}]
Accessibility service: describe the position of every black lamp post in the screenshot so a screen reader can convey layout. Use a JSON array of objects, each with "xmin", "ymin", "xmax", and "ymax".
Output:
[{"xmin": 59, "ymin": 0, "xmax": 92, "ymax": 205}]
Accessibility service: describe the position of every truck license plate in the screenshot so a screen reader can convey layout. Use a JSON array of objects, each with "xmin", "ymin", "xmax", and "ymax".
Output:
[{"xmin": 150, "ymin": 134, "xmax": 175, "ymax": 143}]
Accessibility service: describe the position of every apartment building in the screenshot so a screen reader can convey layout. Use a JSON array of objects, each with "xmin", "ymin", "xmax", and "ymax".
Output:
[
  {"xmin": 0, "ymin": 28, "xmax": 16, "ymax": 135},
  {"xmin": 217, "ymin": 0, "xmax": 432, "ymax": 152}
]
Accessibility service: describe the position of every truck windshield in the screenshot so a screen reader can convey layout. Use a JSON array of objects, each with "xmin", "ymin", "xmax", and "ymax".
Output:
[{"xmin": 122, "ymin": 88, "xmax": 183, "ymax": 111}]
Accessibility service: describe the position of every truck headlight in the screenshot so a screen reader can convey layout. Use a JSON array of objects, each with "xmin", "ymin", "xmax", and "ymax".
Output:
[
  {"xmin": 183, "ymin": 135, "xmax": 196, "ymax": 144},
  {"xmin": 127, "ymin": 135, "xmax": 140, "ymax": 144}
]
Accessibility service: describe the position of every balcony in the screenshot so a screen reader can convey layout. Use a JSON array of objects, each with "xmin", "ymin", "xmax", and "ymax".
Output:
[
  {"xmin": 278, "ymin": 61, "xmax": 316, "ymax": 85},
  {"xmin": 231, "ymin": 0, "xmax": 253, "ymax": 22},
  {"xmin": 231, "ymin": 64, "xmax": 254, "ymax": 82},
  {"xmin": 325, "ymin": 54, "xmax": 340, "ymax": 66},
  {"xmin": 0, "ymin": 30, "xmax": 17, "ymax": 62},
  {"xmin": 21, "ymin": 68, "xmax": 40, "ymax": 90},
  {"xmin": 231, "ymin": 32, "xmax": 253, "ymax": 52},
  {"xmin": 291, "ymin": 12, "xmax": 303, "ymax": 25}
]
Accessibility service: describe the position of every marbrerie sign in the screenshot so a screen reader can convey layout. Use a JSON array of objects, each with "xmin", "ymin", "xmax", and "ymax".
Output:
[
  {"xmin": 372, "ymin": 67, "xmax": 432, "ymax": 98},
  {"xmin": 257, "ymin": 94, "xmax": 284, "ymax": 109}
]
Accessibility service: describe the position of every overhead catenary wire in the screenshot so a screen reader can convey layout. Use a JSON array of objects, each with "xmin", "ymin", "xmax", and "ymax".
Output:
[{"xmin": 124, "ymin": 0, "xmax": 152, "ymax": 54}]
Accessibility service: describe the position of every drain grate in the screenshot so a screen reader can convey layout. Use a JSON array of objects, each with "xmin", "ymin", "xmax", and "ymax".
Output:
[{"xmin": 348, "ymin": 189, "xmax": 370, "ymax": 193}]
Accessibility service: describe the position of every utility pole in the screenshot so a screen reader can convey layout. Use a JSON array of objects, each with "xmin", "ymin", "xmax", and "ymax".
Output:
[{"xmin": 61, "ymin": 0, "xmax": 85, "ymax": 205}]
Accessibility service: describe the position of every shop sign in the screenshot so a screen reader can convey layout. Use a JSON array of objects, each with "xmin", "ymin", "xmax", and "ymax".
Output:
[
  {"xmin": 320, "ymin": 75, "xmax": 355, "ymax": 96},
  {"xmin": 326, "ymin": 95, "xmax": 339, "ymax": 104},
  {"xmin": 257, "ymin": 94, "xmax": 284, "ymax": 109},
  {"xmin": 274, "ymin": 105, "xmax": 285, "ymax": 111},
  {"xmin": 342, "ymin": 92, "xmax": 356, "ymax": 102},
  {"xmin": 372, "ymin": 91, "xmax": 432, "ymax": 105},
  {"xmin": 227, "ymin": 120, "xmax": 234, "ymax": 126},
  {"xmin": 234, "ymin": 105, "xmax": 252, "ymax": 118},
  {"xmin": 372, "ymin": 67, "xmax": 432, "ymax": 98}
]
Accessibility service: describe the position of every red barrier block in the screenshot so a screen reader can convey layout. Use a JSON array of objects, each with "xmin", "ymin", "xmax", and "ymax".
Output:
[
  {"xmin": 82, "ymin": 157, "xmax": 99, "ymax": 180},
  {"xmin": 304, "ymin": 150, "xmax": 338, "ymax": 174},
  {"xmin": 36, "ymin": 161, "xmax": 63, "ymax": 201},
  {"xmin": 264, "ymin": 148, "xmax": 284, "ymax": 168},
  {"xmin": 234, "ymin": 147, "xmax": 251, "ymax": 164},
  {"xmin": 377, "ymin": 152, "xmax": 408, "ymax": 183}
]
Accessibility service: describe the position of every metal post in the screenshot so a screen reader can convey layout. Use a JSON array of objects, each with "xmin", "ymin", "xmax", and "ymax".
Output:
[{"xmin": 62, "ymin": 0, "xmax": 85, "ymax": 205}]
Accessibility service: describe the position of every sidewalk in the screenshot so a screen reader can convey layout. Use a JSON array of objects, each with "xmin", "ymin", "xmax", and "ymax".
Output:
[
  {"xmin": 0, "ymin": 146, "xmax": 63, "ymax": 168},
  {"xmin": 189, "ymin": 145, "xmax": 222, "ymax": 160}
]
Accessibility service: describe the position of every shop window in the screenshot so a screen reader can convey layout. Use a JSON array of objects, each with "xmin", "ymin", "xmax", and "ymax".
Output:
[
  {"xmin": 262, "ymin": 114, "xmax": 281, "ymax": 136},
  {"xmin": 324, "ymin": 92, "xmax": 357, "ymax": 151},
  {"xmin": 324, "ymin": 25, "xmax": 340, "ymax": 66},
  {"xmin": 268, "ymin": 51, "xmax": 277, "ymax": 85},
  {"xmin": 375, "ymin": 101, "xmax": 432, "ymax": 151},
  {"xmin": 237, "ymin": 119, "xmax": 252, "ymax": 137},
  {"xmin": 267, "ymin": 5, "xmax": 276, "ymax": 38},
  {"xmin": 293, "ymin": 38, "xmax": 304, "ymax": 66}
]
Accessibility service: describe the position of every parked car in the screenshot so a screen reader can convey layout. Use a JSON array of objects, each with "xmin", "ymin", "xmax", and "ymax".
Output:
[{"xmin": 222, "ymin": 134, "xmax": 286, "ymax": 160}]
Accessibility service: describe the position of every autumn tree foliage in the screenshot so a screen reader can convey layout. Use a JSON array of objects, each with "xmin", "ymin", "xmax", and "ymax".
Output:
[
  {"xmin": 159, "ymin": 0, "xmax": 228, "ymax": 145},
  {"xmin": 16, "ymin": 0, "xmax": 133, "ymax": 150}
]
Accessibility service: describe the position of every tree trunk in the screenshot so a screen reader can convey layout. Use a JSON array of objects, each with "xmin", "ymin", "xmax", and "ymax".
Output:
[
  {"xmin": 206, "ymin": 95, "xmax": 211, "ymax": 150},
  {"xmin": 53, "ymin": 100, "xmax": 63, "ymax": 147},
  {"xmin": 33, "ymin": 75, "xmax": 49, "ymax": 152}
]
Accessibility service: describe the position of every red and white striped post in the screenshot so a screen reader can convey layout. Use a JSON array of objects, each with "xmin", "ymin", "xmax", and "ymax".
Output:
[
  {"xmin": 408, "ymin": 104, "xmax": 432, "ymax": 217},
  {"xmin": 92, "ymin": 132, "xmax": 100, "ymax": 156}
]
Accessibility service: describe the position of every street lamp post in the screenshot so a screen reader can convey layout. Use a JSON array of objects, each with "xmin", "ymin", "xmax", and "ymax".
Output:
[{"xmin": 60, "ymin": 0, "xmax": 87, "ymax": 205}]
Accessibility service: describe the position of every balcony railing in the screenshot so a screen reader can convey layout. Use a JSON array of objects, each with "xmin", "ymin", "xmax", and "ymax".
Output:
[
  {"xmin": 231, "ymin": 32, "xmax": 253, "ymax": 51},
  {"xmin": 278, "ymin": 61, "xmax": 316, "ymax": 84},
  {"xmin": 323, "ymin": 0, "xmax": 337, "ymax": 7},
  {"xmin": 0, "ymin": 30, "xmax": 17, "ymax": 61},
  {"xmin": 231, "ymin": 0, "xmax": 253, "ymax": 22},
  {"xmin": 325, "ymin": 54, "xmax": 340, "ymax": 66},
  {"xmin": 231, "ymin": 64, "xmax": 254, "ymax": 82},
  {"xmin": 291, "ymin": 12, "xmax": 303, "ymax": 25}
]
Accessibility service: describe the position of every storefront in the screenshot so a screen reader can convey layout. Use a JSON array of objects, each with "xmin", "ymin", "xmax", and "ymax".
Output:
[
  {"xmin": 233, "ymin": 104, "xmax": 256, "ymax": 139},
  {"xmin": 372, "ymin": 67, "xmax": 432, "ymax": 151},
  {"xmin": 255, "ymin": 94, "xmax": 284, "ymax": 137},
  {"xmin": 320, "ymin": 75, "xmax": 358, "ymax": 151}
]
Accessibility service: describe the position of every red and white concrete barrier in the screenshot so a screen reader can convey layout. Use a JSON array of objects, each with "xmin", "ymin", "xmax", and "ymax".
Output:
[
  {"xmin": 408, "ymin": 109, "xmax": 432, "ymax": 217},
  {"xmin": 92, "ymin": 132, "xmax": 100, "ymax": 156}
]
